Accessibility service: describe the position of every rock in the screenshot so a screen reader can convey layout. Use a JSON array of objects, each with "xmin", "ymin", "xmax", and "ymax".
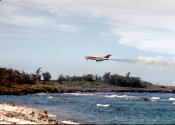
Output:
[
  {"xmin": 0, "ymin": 103, "xmax": 59, "ymax": 124},
  {"xmin": 61, "ymin": 98, "xmax": 67, "ymax": 101},
  {"xmin": 139, "ymin": 98, "xmax": 149, "ymax": 101}
]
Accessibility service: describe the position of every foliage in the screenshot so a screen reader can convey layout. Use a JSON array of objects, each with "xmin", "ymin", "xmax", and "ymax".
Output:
[
  {"xmin": 56, "ymin": 72, "xmax": 142, "ymax": 88},
  {"xmin": 0, "ymin": 68, "xmax": 36, "ymax": 86},
  {"xmin": 36, "ymin": 67, "xmax": 42, "ymax": 81},
  {"xmin": 103, "ymin": 72, "xmax": 142, "ymax": 88},
  {"xmin": 0, "ymin": 67, "xmax": 152, "ymax": 90},
  {"xmin": 57, "ymin": 74, "xmax": 65, "ymax": 84},
  {"xmin": 42, "ymin": 72, "xmax": 51, "ymax": 81}
]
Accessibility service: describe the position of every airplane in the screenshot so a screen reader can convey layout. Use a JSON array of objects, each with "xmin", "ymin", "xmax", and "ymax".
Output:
[{"xmin": 85, "ymin": 54, "xmax": 112, "ymax": 62}]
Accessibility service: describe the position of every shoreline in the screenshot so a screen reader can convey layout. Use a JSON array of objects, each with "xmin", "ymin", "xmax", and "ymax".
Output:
[
  {"xmin": 1, "ymin": 88, "xmax": 175, "ymax": 95},
  {"xmin": 0, "ymin": 103, "xmax": 80, "ymax": 124},
  {"xmin": 0, "ymin": 103, "xmax": 61, "ymax": 124}
]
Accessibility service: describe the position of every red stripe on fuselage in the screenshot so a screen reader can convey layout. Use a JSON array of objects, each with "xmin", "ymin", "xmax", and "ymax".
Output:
[{"xmin": 85, "ymin": 56, "xmax": 101, "ymax": 59}]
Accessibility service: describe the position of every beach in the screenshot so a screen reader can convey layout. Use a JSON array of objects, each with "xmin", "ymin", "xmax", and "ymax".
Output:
[{"xmin": 0, "ymin": 103, "xmax": 60, "ymax": 124}]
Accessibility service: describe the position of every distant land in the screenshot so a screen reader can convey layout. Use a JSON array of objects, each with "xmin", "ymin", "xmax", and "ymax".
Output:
[{"xmin": 0, "ymin": 67, "xmax": 175, "ymax": 95}]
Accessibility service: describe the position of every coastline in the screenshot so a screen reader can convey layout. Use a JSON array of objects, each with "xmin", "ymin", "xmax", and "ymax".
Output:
[
  {"xmin": 0, "ymin": 103, "xmax": 61, "ymax": 124},
  {"xmin": 1, "ymin": 87, "xmax": 175, "ymax": 95},
  {"xmin": 1, "ymin": 67, "xmax": 175, "ymax": 95}
]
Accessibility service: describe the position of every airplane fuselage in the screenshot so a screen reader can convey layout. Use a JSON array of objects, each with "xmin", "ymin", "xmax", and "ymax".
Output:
[{"xmin": 85, "ymin": 54, "xmax": 111, "ymax": 62}]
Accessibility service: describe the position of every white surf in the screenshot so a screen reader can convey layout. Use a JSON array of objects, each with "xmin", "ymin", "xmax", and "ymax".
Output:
[
  {"xmin": 61, "ymin": 120, "xmax": 79, "ymax": 124},
  {"xmin": 150, "ymin": 97, "xmax": 160, "ymax": 100},
  {"xmin": 96, "ymin": 104, "xmax": 110, "ymax": 107},
  {"xmin": 64, "ymin": 93, "xmax": 93, "ymax": 96},
  {"xmin": 169, "ymin": 97, "xmax": 175, "ymax": 101},
  {"xmin": 105, "ymin": 94, "xmax": 136, "ymax": 99}
]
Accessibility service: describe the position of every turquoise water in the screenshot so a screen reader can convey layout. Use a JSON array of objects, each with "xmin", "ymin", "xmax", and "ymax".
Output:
[{"xmin": 0, "ymin": 92, "xmax": 175, "ymax": 124}]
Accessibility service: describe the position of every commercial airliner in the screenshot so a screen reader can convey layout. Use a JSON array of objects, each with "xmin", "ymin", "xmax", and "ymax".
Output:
[{"xmin": 85, "ymin": 54, "xmax": 112, "ymax": 62}]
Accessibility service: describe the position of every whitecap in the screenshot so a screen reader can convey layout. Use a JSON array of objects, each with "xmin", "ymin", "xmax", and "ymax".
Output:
[
  {"xmin": 169, "ymin": 97, "xmax": 175, "ymax": 101},
  {"xmin": 48, "ymin": 96, "xmax": 53, "ymax": 99},
  {"xmin": 61, "ymin": 120, "xmax": 79, "ymax": 124},
  {"xmin": 105, "ymin": 95, "xmax": 118, "ymax": 98},
  {"xmin": 64, "ymin": 93, "xmax": 93, "ymax": 96},
  {"xmin": 150, "ymin": 97, "xmax": 160, "ymax": 100},
  {"xmin": 151, "ymin": 100, "xmax": 157, "ymax": 102},
  {"xmin": 172, "ymin": 102, "xmax": 175, "ymax": 105},
  {"xmin": 97, "ymin": 104, "xmax": 110, "ymax": 107},
  {"xmin": 105, "ymin": 94, "xmax": 136, "ymax": 99},
  {"xmin": 37, "ymin": 92, "xmax": 47, "ymax": 95}
]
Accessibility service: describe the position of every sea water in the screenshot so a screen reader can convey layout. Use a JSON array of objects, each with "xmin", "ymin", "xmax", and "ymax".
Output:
[{"xmin": 0, "ymin": 92, "xmax": 175, "ymax": 124}]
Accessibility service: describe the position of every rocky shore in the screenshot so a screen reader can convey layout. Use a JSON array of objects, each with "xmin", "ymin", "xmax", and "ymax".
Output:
[{"xmin": 0, "ymin": 103, "xmax": 60, "ymax": 124}]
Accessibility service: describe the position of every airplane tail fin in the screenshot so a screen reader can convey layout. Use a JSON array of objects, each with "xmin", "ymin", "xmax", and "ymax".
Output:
[{"xmin": 104, "ymin": 54, "xmax": 112, "ymax": 58}]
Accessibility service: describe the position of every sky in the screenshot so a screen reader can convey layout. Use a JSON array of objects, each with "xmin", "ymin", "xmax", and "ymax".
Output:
[{"xmin": 1, "ymin": 0, "xmax": 175, "ymax": 85}]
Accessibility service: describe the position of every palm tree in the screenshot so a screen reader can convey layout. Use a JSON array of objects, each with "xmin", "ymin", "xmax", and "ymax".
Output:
[{"xmin": 36, "ymin": 67, "xmax": 42, "ymax": 81}]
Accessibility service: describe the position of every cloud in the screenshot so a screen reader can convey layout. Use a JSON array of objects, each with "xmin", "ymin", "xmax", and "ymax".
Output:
[
  {"xmin": 1, "ymin": 0, "xmax": 175, "ymax": 53},
  {"xmin": 31, "ymin": 0, "xmax": 175, "ymax": 54},
  {"xmin": 111, "ymin": 24, "xmax": 175, "ymax": 54},
  {"xmin": 0, "ymin": 27, "xmax": 31, "ymax": 32},
  {"xmin": 0, "ymin": 34, "xmax": 49, "ymax": 38},
  {"xmin": 56, "ymin": 24, "xmax": 80, "ymax": 33},
  {"xmin": 0, "ymin": 0, "xmax": 80, "ymax": 33},
  {"xmin": 0, "ymin": 15, "xmax": 52, "ymax": 27}
]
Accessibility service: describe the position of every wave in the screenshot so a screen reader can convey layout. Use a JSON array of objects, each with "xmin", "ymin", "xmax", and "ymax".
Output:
[
  {"xmin": 169, "ymin": 97, "xmax": 175, "ymax": 101},
  {"xmin": 172, "ymin": 102, "xmax": 175, "ymax": 105},
  {"xmin": 96, "ymin": 104, "xmax": 110, "ymax": 107},
  {"xmin": 64, "ymin": 93, "xmax": 93, "ymax": 96},
  {"xmin": 151, "ymin": 100, "xmax": 157, "ymax": 102},
  {"xmin": 105, "ymin": 94, "xmax": 136, "ymax": 99},
  {"xmin": 37, "ymin": 92, "xmax": 47, "ymax": 95},
  {"xmin": 61, "ymin": 120, "xmax": 79, "ymax": 124},
  {"xmin": 150, "ymin": 97, "xmax": 160, "ymax": 100},
  {"xmin": 48, "ymin": 96, "xmax": 53, "ymax": 99}
]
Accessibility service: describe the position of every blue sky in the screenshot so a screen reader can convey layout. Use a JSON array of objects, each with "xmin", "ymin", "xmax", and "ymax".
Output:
[{"xmin": 1, "ymin": 0, "xmax": 175, "ymax": 85}]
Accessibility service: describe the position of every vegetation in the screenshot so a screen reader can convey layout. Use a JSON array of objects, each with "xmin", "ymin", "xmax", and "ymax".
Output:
[
  {"xmin": 42, "ymin": 72, "xmax": 51, "ymax": 81},
  {"xmin": 36, "ymin": 67, "xmax": 42, "ymax": 81},
  {"xmin": 0, "ymin": 68, "xmax": 37, "ymax": 87},
  {"xmin": 56, "ymin": 72, "xmax": 142, "ymax": 88},
  {"xmin": 0, "ymin": 67, "xmax": 172, "ymax": 95}
]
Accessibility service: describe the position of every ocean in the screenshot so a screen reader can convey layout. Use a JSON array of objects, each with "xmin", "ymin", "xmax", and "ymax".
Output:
[{"xmin": 0, "ymin": 92, "xmax": 175, "ymax": 124}]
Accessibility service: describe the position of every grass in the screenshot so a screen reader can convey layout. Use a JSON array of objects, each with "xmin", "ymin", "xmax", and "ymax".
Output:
[{"xmin": 0, "ymin": 80, "xmax": 171, "ymax": 94}]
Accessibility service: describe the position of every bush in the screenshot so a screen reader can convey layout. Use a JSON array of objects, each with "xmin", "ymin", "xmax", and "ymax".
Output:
[
  {"xmin": 0, "ymin": 67, "xmax": 36, "ymax": 86},
  {"xmin": 42, "ymin": 72, "xmax": 51, "ymax": 81},
  {"xmin": 103, "ymin": 72, "xmax": 142, "ymax": 88}
]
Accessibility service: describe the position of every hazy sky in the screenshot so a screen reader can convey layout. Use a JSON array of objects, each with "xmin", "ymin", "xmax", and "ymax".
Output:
[{"xmin": 1, "ymin": 0, "xmax": 175, "ymax": 85}]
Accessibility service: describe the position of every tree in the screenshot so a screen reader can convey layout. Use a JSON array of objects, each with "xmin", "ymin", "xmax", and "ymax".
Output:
[
  {"xmin": 103, "ymin": 72, "xmax": 142, "ymax": 88},
  {"xmin": 95, "ymin": 75, "xmax": 99, "ymax": 81},
  {"xmin": 42, "ymin": 72, "xmax": 51, "ymax": 81},
  {"xmin": 126, "ymin": 72, "xmax": 130, "ymax": 78},
  {"xmin": 103, "ymin": 72, "xmax": 111, "ymax": 81},
  {"xmin": 65, "ymin": 75, "xmax": 70, "ymax": 81},
  {"xmin": 36, "ymin": 67, "xmax": 42, "ymax": 81},
  {"xmin": 57, "ymin": 74, "xmax": 65, "ymax": 84},
  {"xmin": 82, "ymin": 74, "xmax": 94, "ymax": 82}
]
